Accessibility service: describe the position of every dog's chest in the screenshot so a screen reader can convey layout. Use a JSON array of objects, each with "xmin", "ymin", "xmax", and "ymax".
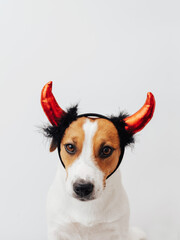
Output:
[{"xmin": 56, "ymin": 220, "xmax": 128, "ymax": 240}]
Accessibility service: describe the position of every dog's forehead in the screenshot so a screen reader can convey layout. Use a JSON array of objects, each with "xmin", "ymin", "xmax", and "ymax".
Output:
[
  {"xmin": 63, "ymin": 117, "xmax": 119, "ymax": 142},
  {"xmin": 93, "ymin": 118, "xmax": 120, "ymax": 145},
  {"xmin": 62, "ymin": 117, "xmax": 86, "ymax": 140}
]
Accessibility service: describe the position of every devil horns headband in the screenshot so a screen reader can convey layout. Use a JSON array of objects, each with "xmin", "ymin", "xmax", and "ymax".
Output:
[{"xmin": 41, "ymin": 81, "xmax": 155, "ymax": 134}]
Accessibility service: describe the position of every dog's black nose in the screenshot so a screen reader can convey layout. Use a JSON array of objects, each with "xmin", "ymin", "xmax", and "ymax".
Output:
[{"xmin": 73, "ymin": 181, "xmax": 94, "ymax": 198}]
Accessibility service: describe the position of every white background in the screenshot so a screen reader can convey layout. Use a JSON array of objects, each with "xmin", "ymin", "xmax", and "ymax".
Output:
[{"xmin": 0, "ymin": 0, "xmax": 180, "ymax": 239}]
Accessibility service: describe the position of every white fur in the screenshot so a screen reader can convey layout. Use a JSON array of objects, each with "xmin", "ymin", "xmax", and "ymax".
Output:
[
  {"xmin": 47, "ymin": 119, "xmax": 146, "ymax": 240},
  {"xmin": 66, "ymin": 120, "xmax": 104, "ymax": 199}
]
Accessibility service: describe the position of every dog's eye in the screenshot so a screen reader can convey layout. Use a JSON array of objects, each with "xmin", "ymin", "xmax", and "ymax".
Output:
[
  {"xmin": 65, "ymin": 144, "xmax": 76, "ymax": 154},
  {"xmin": 100, "ymin": 146, "xmax": 114, "ymax": 158}
]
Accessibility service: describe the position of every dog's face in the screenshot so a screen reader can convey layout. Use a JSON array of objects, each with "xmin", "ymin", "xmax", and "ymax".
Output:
[{"xmin": 60, "ymin": 117, "xmax": 121, "ymax": 201}]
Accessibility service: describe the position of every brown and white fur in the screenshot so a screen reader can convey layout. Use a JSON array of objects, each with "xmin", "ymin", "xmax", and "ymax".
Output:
[{"xmin": 47, "ymin": 117, "xmax": 146, "ymax": 240}]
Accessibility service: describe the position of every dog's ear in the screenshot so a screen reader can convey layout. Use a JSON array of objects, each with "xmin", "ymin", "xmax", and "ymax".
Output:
[
  {"xmin": 42, "ymin": 105, "xmax": 79, "ymax": 153},
  {"xmin": 49, "ymin": 139, "xmax": 58, "ymax": 152}
]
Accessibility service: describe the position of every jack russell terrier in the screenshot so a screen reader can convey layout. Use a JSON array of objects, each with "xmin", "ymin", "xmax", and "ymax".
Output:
[{"xmin": 41, "ymin": 81, "xmax": 155, "ymax": 240}]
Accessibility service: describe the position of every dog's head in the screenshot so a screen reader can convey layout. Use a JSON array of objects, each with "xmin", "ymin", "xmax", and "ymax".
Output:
[{"xmin": 41, "ymin": 82, "xmax": 155, "ymax": 201}]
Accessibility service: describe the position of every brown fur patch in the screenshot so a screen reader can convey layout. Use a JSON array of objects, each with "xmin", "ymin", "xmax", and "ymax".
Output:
[
  {"xmin": 60, "ymin": 117, "xmax": 86, "ymax": 170},
  {"xmin": 93, "ymin": 119, "xmax": 121, "ymax": 180}
]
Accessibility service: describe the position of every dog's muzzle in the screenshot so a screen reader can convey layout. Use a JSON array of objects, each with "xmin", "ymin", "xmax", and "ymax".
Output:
[{"xmin": 73, "ymin": 179, "xmax": 94, "ymax": 201}]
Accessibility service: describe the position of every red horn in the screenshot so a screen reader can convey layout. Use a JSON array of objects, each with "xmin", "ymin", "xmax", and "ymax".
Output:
[
  {"xmin": 41, "ymin": 81, "xmax": 66, "ymax": 126},
  {"xmin": 124, "ymin": 92, "xmax": 155, "ymax": 134}
]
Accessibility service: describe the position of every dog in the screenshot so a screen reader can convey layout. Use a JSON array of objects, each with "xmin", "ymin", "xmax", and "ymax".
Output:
[{"xmin": 41, "ymin": 81, "xmax": 155, "ymax": 240}]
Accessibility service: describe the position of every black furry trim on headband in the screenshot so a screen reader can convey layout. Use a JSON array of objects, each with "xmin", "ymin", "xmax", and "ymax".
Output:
[
  {"xmin": 110, "ymin": 112, "xmax": 134, "ymax": 148},
  {"xmin": 43, "ymin": 106, "xmax": 134, "ymax": 151},
  {"xmin": 43, "ymin": 105, "xmax": 78, "ymax": 150}
]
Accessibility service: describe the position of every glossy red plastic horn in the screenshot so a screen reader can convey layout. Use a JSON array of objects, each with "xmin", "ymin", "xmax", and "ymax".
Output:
[
  {"xmin": 124, "ymin": 92, "xmax": 155, "ymax": 134},
  {"xmin": 41, "ymin": 81, "xmax": 66, "ymax": 126}
]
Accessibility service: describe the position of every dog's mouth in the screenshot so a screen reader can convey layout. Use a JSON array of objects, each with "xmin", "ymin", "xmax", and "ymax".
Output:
[{"xmin": 73, "ymin": 193, "xmax": 96, "ymax": 201}]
